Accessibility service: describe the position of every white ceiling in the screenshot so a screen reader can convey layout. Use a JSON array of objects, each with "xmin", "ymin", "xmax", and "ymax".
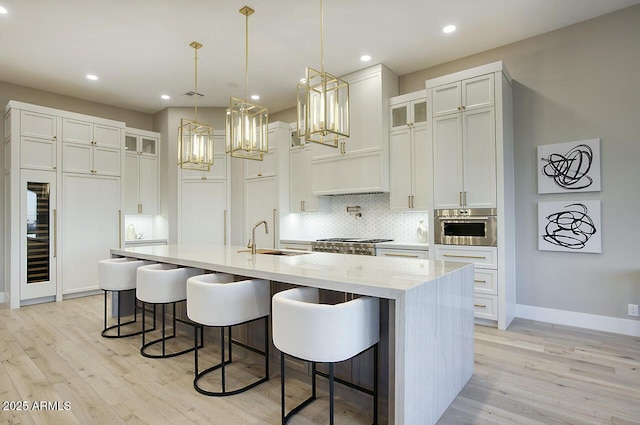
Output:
[{"xmin": 1, "ymin": 0, "xmax": 638, "ymax": 115}]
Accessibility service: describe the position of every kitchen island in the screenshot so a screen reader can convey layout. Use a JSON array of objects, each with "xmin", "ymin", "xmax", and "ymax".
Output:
[{"xmin": 111, "ymin": 244, "xmax": 474, "ymax": 425}]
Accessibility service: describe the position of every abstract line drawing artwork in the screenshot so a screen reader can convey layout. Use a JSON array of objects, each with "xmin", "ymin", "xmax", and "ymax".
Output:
[
  {"xmin": 538, "ymin": 139, "xmax": 601, "ymax": 194},
  {"xmin": 538, "ymin": 200, "xmax": 601, "ymax": 253}
]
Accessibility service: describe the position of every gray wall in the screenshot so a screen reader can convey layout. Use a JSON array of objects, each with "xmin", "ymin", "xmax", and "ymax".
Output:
[{"xmin": 401, "ymin": 5, "xmax": 640, "ymax": 320}]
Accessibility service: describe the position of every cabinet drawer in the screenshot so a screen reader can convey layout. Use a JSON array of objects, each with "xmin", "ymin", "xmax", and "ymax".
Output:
[
  {"xmin": 280, "ymin": 243, "xmax": 312, "ymax": 252},
  {"xmin": 434, "ymin": 245, "xmax": 497, "ymax": 268},
  {"xmin": 474, "ymin": 269, "xmax": 497, "ymax": 295},
  {"xmin": 474, "ymin": 294, "xmax": 497, "ymax": 320},
  {"xmin": 376, "ymin": 248, "xmax": 428, "ymax": 259}
]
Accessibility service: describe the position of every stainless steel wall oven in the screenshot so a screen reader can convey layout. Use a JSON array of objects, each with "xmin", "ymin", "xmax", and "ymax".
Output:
[{"xmin": 434, "ymin": 208, "xmax": 497, "ymax": 247}]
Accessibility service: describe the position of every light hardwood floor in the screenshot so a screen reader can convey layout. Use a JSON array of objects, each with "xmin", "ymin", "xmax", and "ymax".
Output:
[{"xmin": 1, "ymin": 295, "xmax": 639, "ymax": 425}]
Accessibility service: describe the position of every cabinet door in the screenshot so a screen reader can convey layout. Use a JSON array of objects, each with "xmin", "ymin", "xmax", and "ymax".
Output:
[
  {"xmin": 411, "ymin": 99, "xmax": 428, "ymax": 126},
  {"xmin": 432, "ymin": 82, "xmax": 461, "ymax": 117},
  {"xmin": 389, "ymin": 129, "xmax": 412, "ymax": 211},
  {"xmin": 94, "ymin": 124, "xmax": 121, "ymax": 148},
  {"xmin": 302, "ymin": 147, "xmax": 325, "ymax": 211},
  {"xmin": 20, "ymin": 137, "xmax": 57, "ymax": 171},
  {"xmin": 289, "ymin": 148, "xmax": 305, "ymax": 213},
  {"xmin": 180, "ymin": 180, "xmax": 227, "ymax": 244},
  {"xmin": 346, "ymin": 72, "xmax": 383, "ymax": 153},
  {"xmin": 245, "ymin": 150, "xmax": 277, "ymax": 179},
  {"xmin": 462, "ymin": 74, "xmax": 494, "ymax": 111},
  {"xmin": 432, "ymin": 114, "xmax": 464, "ymax": 209},
  {"xmin": 123, "ymin": 153, "xmax": 140, "ymax": 214},
  {"xmin": 62, "ymin": 118, "xmax": 93, "ymax": 144},
  {"xmin": 62, "ymin": 142, "xmax": 92, "ymax": 174},
  {"xmin": 411, "ymin": 125, "xmax": 430, "ymax": 210},
  {"xmin": 140, "ymin": 137, "xmax": 158, "ymax": 156},
  {"xmin": 390, "ymin": 102, "xmax": 409, "ymax": 130},
  {"xmin": 93, "ymin": 146, "xmax": 120, "ymax": 176},
  {"xmin": 245, "ymin": 177, "xmax": 277, "ymax": 249},
  {"xmin": 462, "ymin": 108, "xmax": 496, "ymax": 208},
  {"xmin": 125, "ymin": 135, "xmax": 137, "ymax": 153},
  {"xmin": 62, "ymin": 174, "xmax": 120, "ymax": 294},
  {"xmin": 21, "ymin": 111, "xmax": 56, "ymax": 140},
  {"xmin": 20, "ymin": 170, "xmax": 57, "ymax": 300},
  {"xmin": 139, "ymin": 156, "xmax": 159, "ymax": 215}
]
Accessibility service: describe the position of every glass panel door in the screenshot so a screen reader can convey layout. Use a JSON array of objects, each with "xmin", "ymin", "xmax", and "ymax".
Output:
[{"xmin": 21, "ymin": 170, "xmax": 57, "ymax": 300}]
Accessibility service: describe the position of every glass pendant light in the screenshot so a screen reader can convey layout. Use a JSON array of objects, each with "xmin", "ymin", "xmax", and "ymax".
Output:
[
  {"xmin": 178, "ymin": 41, "xmax": 214, "ymax": 171},
  {"xmin": 226, "ymin": 6, "xmax": 268, "ymax": 161},
  {"xmin": 296, "ymin": 0, "xmax": 349, "ymax": 148}
]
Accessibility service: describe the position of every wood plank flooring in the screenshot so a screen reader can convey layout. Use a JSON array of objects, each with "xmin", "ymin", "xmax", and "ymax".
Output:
[{"xmin": 1, "ymin": 295, "xmax": 639, "ymax": 425}]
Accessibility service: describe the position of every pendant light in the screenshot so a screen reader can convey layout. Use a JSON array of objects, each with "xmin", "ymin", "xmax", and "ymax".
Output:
[
  {"xmin": 226, "ymin": 6, "xmax": 268, "ymax": 161},
  {"xmin": 296, "ymin": 0, "xmax": 349, "ymax": 148},
  {"xmin": 178, "ymin": 41, "xmax": 214, "ymax": 171}
]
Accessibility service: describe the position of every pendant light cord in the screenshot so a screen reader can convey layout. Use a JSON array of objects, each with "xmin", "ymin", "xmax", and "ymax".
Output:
[
  {"xmin": 320, "ymin": 0, "xmax": 324, "ymax": 74},
  {"xmin": 245, "ymin": 10, "xmax": 249, "ymax": 101}
]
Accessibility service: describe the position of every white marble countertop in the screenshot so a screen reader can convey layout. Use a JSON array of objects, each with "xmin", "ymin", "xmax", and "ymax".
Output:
[{"xmin": 111, "ymin": 243, "xmax": 467, "ymax": 300}]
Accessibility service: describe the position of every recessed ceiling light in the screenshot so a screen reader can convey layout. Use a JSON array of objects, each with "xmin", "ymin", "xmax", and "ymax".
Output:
[
  {"xmin": 360, "ymin": 55, "xmax": 372, "ymax": 62},
  {"xmin": 161, "ymin": 94, "xmax": 170, "ymax": 100},
  {"xmin": 443, "ymin": 25, "xmax": 456, "ymax": 34},
  {"xmin": 251, "ymin": 94, "xmax": 260, "ymax": 100},
  {"xmin": 0, "ymin": 6, "xmax": 8, "ymax": 14},
  {"xmin": 86, "ymin": 74, "xmax": 98, "ymax": 81}
]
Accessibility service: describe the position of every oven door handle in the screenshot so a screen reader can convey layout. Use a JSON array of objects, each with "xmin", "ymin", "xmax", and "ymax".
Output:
[{"xmin": 438, "ymin": 216, "xmax": 491, "ymax": 221}]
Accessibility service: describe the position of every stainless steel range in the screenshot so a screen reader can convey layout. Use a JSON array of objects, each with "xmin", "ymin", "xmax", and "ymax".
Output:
[{"xmin": 311, "ymin": 238, "xmax": 393, "ymax": 255}]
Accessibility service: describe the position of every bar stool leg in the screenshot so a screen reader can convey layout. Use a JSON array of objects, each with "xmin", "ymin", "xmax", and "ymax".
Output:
[
  {"xmin": 117, "ymin": 291, "xmax": 122, "ymax": 337},
  {"xmin": 280, "ymin": 353, "xmax": 286, "ymax": 425},
  {"xmin": 103, "ymin": 291, "xmax": 108, "ymax": 334},
  {"xmin": 374, "ymin": 344, "xmax": 379, "ymax": 425},
  {"xmin": 162, "ymin": 304, "xmax": 166, "ymax": 357},
  {"xmin": 329, "ymin": 362, "xmax": 335, "ymax": 425},
  {"xmin": 220, "ymin": 327, "xmax": 226, "ymax": 393}
]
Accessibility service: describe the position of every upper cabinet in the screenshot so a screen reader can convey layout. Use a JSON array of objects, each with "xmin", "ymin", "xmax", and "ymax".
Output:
[
  {"xmin": 309, "ymin": 64, "xmax": 398, "ymax": 195},
  {"xmin": 19, "ymin": 110, "xmax": 58, "ymax": 171},
  {"xmin": 124, "ymin": 128, "xmax": 160, "ymax": 215},
  {"xmin": 430, "ymin": 73, "xmax": 496, "ymax": 209},
  {"xmin": 61, "ymin": 118, "xmax": 122, "ymax": 176},
  {"xmin": 289, "ymin": 129, "xmax": 329, "ymax": 213},
  {"xmin": 389, "ymin": 90, "xmax": 430, "ymax": 211},
  {"xmin": 432, "ymin": 73, "xmax": 494, "ymax": 118}
]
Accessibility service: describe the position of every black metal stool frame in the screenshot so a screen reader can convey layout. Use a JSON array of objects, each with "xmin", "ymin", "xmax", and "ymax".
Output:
[
  {"xmin": 140, "ymin": 300, "xmax": 203, "ymax": 359},
  {"xmin": 280, "ymin": 343, "xmax": 378, "ymax": 425},
  {"xmin": 193, "ymin": 315, "xmax": 270, "ymax": 397},
  {"xmin": 101, "ymin": 288, "xmax": 155, "ymax": 338}
]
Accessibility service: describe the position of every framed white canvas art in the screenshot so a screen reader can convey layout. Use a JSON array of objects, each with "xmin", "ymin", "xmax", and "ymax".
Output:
[
  {"xmin": 538, "ymin": 139, "xmax": 601, "ymax": 194},
  {"xmin": 538, "ymin": 200, "xmax": 601, "ymax": 253}
]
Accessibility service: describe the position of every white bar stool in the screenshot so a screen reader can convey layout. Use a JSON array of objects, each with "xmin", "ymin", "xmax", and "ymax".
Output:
[
  {"xmin": 97, "ymin": 257, "xmax": 153, "ymax": 338},
  {"xmin": 187, "ymin": 274, "xmax": 271, "ymax": 396},
  {"xmin": 272, "ymin": 287, "xmax": 380, "ymax": 425},
  {"xmin": 136, "ymin": 263, "xmax": 204, "ymax": 359}
]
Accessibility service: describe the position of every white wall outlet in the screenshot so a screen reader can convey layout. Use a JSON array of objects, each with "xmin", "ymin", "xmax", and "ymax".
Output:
[{"xmin": 628, "ymin": 304, "xmax": 639, "ymax": 317}]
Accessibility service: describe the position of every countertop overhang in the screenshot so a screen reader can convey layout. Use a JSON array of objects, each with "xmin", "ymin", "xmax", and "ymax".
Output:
[{"xmin": 111, "ymin": 243, "xmax": 469, "ymax": 300}]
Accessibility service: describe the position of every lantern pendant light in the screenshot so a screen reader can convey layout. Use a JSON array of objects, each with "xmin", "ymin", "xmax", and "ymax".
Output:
[
  {"xmin": 226, "ymin": 6, "xmax": 268, "ymax": 161},
  {"xmin": 296, "ymin": 0, "xmax": 349, "ymax": 148},
  {"xmin": 178, "ymin": 41, "xmax": 215, "ymax": 171}
]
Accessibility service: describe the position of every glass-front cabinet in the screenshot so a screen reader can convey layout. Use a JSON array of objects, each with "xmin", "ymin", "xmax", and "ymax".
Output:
[
  {"xmin": 21, "ymin": 170, "xmax": 57, "ymax": 300},
  {"xmin": 390, "ymin": 90, "xmax": 428, "ymax": 130}
]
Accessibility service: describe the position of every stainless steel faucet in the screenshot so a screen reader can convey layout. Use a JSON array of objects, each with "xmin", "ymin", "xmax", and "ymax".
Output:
[{"xmin": 247, "ymin": 220, "xmax": 269, "ymax": 254}]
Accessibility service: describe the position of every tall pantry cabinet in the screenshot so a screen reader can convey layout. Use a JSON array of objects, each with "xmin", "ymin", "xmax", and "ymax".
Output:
[
  {"xmin": 4, "ymin": 101, "xmax": 125, "ymax": 308},
  {"xmin": 426, "ymin": 62, "xmax": 516, "ymax": 330}
]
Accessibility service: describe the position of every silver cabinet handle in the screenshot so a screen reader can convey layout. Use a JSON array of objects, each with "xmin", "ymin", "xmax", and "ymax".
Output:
[{"xmin": 438, "ymin": 216, "xmax": 490, "ymax": 221}]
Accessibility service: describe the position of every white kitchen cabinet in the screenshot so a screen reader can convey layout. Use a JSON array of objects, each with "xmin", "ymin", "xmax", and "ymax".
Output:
[
  {"xmin": 432, "ymin": 103, "xmax": 496, "ymax": 209},
  {"xmin": 289, "ymin": 144, "xmax": 329, "ymax": 213},
  {"xmin": 180, "ymin": 178, "xmax": 228, "ymax": 245},
  {"xmin": 310, "ymin": 64, "xmax": 398, "ymax": 195},
  {"xmin": 124, "ymin": 129, "xmax": 160, "ymax": 215},
  {"xmin": 19, "ymin": 111, "xmax": 58, "ymax": 171},
  {"xmin": 61, "ymin": 118, "xmax": 121, "ymax": 176},
  {"xmin": 5, "ymin": 100, "xmax": 126, "ymax": 308},
  {"xmin": 389, "ymin": 90, "xmax": 430, "ymax": 211},
  {"xmin": 61, "ymin": 173, "xmax": 121, "ymax": 295},
  {"xmin": 427, "ymin": 61, "xmax": 515, "ymax": 330},
  {"xmin": 178, "ymin": 130, "xmax": 229, "ymax": 245},
  {"xmin": 376, "ymin": 248, "xmax": 428, "ymax": 259},
  {"xmin": 245, "ymin": 176, "xmax": 278, "ymax": 249},
  {"xmin": 243, "ymin": 121, "xmax": 290, "ymax": 248},
  {"xmin": 432, "ymin": 73, "xmax": 494, "ymax": 118}
]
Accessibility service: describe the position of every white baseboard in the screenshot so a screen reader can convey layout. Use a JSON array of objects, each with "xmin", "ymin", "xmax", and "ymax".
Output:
[{"xmin": 516, "ymin": 304, "xmax": 640, "ymax": 337}]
